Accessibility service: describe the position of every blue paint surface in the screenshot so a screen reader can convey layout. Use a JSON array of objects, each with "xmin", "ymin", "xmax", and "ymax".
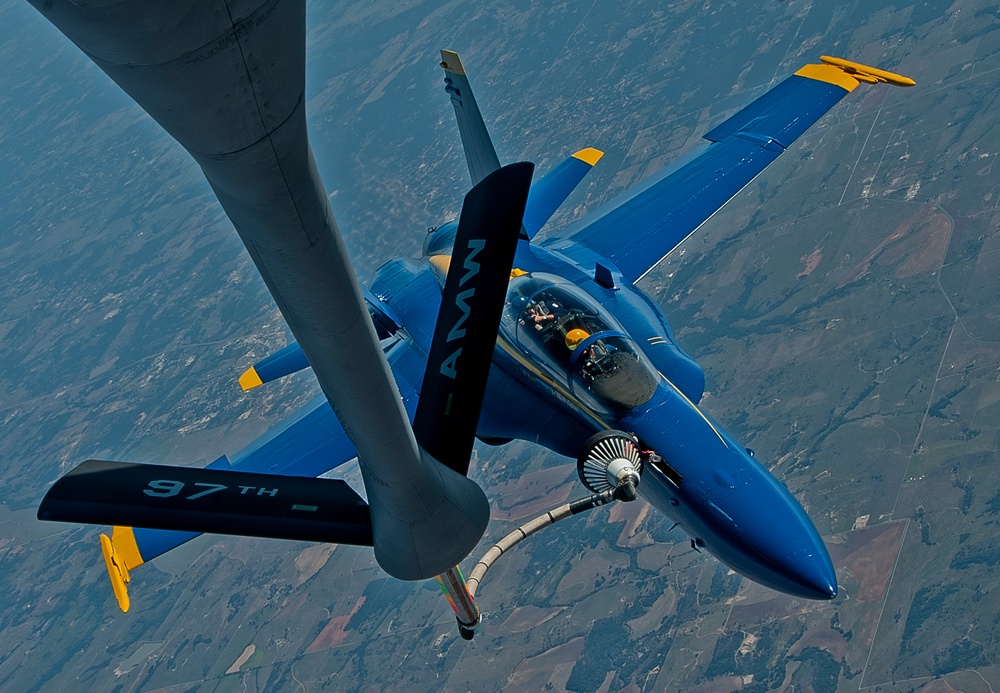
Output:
[{"xmin": 137, "ymin": 72, "xmax": 849, "ymax": 599}]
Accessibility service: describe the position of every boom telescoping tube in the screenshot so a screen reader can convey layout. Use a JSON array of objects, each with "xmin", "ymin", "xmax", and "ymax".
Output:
[{"xmin": 435, "ymin": 566, "xmax": 481, "ymax": 639}]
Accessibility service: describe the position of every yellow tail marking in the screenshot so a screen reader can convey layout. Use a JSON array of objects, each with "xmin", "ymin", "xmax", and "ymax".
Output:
[
  {"xmin": 572, "ymin": 147, "xmax": 604, "ymax": 166},
  {"xmin": 99, "ymin": 526, "xmax": 145, "ymax": 613},
  {"xmin": 239, "ymin": 366, "xmax": 263, "ymax": 391}
]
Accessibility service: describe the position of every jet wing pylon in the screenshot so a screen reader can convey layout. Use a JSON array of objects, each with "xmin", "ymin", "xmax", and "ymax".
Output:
[{"xmin": 549, "ymin": 57, "xmax": 914, "ymax": 284}]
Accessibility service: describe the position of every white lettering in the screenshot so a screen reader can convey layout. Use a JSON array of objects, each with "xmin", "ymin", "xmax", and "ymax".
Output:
[
  {"xmin": 447, "ymin": 288, "xmax": 475, "ymax": 342},
  {"xmin": 459, "ymin": 239, "xmax": 485, "ymax": 286},
  {"xmin": 187, "ymin": 483, "xmax": 226, "ymax": 500},
  {"xmin": 440, "ymin": 347, "xmax": 462, "ymax": 379},
  {"xmin": 144, "ymin": 480, "xmax": 183, "ymax": 498}
]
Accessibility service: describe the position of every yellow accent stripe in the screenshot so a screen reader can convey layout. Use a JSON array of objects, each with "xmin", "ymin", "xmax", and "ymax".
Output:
[
  {"xmin": 495, "ymin": 336, "xmax": 610, "ymax": 430},
  {"xmin": 572, "ymin": 147, "xmax": 604, "ymax": 166},
  {"xmin": 99, "ymin": 527, "xmax": 145, "ymax": 613},
  {"xmin": 112, "ymin": 526, "xmax": 145, "ymax": 569},
  {"xmin": 660, "ymin": 374, "xmax": 728, "ymax": 448},
  {"xmin": 428, "ymin": 254, "xmax": 452, "ymax": 278}
]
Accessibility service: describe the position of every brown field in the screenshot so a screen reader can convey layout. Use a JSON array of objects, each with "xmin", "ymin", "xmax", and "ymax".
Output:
[
  {"xmin": 305, "ymin": 596, "xmax": 365, "ymax": 653},
  {"xmin": 829, "ymin": 521, "xmax": 906, "ymax": 602},
  {"xmin": 501, "ymin": 637, "xmax": 586, "ymax": 692},
  {"xmin": 788, "ymin": 624, "xmax": 850, "ymax": 661},
  {"xmin": 501, "ymin": 604, "xmax": 567, "ymax": 634},
  {"xmin": 838, "ymin": 206, "xmax": 952, "ymax": 287},
  {"xmin": 491, "ymin": 464, "xmax": 575, "ymax": 521}
]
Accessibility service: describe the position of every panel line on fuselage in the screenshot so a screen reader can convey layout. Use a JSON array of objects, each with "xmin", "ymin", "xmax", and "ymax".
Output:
[
  {"xmin": 494, "ymin": 334, "xmax": 611, "ymax": 431},
  {"xmin": 658, "ymin": 373, "xmax": 729, "ymax": 448}
]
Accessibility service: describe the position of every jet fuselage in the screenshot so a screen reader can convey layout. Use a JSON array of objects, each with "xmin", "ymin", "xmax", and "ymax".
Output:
[{"xmin": 367, "ymin": 223, "xmax": 837, "ymax": 601}]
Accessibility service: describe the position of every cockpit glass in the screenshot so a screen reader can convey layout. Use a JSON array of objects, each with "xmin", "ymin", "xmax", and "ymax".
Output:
[{"xmin": 500, "ymin": 273, "xmax": 658, "ymax": 413}]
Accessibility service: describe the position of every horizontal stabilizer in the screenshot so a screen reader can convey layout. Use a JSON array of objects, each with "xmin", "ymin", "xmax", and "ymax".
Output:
[
  {"xmin": 240, "ymin": 293, "xmax": 401, "ymax": 390},
  {"xmin": 240, "ymin": 342, "xmax": 309, "ymax": 390},
  {"xmin": 39, "ymin": 460, "xmax": 373, "ymax": 546},
  {"xmin": 522, "ymin": 148, "xmax": 603, "ymax": 238}
]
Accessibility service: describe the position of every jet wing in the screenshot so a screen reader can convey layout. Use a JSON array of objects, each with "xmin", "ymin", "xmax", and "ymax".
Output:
[{"xmin": 550, "ymin": 57, "xmax": 914, "ymax": 284}]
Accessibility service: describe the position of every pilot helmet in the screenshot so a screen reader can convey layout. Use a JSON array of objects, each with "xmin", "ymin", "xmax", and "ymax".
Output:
[{"xmin": 565, "ymin": 328, "xmax": 590, "ymax": 350}]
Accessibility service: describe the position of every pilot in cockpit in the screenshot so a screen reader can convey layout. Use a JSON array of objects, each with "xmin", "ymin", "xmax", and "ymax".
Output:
[
  {"xmin": 565, "ymin": 328, "xmax": 589, "ymax": 351},
  {"xmin": 501, "ymin": 272, "xmax": 659, "ymax": 412},
  {"xmin": 525, "ymin": 300, "xmax": 555, "ymax": 329}
]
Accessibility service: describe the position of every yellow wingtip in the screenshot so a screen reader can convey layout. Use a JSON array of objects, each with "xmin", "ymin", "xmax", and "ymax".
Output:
[
  {"xmin": 439, "ymin": 49, "xmax": 465, "ymax": 75},
  {"xmin": 796, "ymin": 55, "xmax": 915, "ymax": 91},
  {"xmin": 100, "ymin": 527, "xmax": 144, "ymax": 613},
  {"xmin": 239, "ymin": 367, "xmax": 264, "ymax": 391},
  {"xmin": 820, "ymin": 56, "xmax": 915, "ymax": 87},
  {"xmin": 572, "ymin": 147, "xmax": 604, "ymax": 166}
]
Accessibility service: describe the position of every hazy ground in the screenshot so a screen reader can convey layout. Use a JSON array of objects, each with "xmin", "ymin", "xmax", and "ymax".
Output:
[{"xmin": 1, "ymin": 0, "xmax": 998, "ymax": 691}]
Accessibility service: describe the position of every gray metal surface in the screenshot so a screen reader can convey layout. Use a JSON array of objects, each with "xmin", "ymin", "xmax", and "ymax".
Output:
[{"xmin": 29, "ymin": 0, "xmax": 489, "ymax": 579}]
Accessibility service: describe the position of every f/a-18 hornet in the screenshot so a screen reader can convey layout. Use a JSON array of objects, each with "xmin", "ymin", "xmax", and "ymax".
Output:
[{"xmin": 32, "ymin": 0, "xmax": 913, "ymax": 635}]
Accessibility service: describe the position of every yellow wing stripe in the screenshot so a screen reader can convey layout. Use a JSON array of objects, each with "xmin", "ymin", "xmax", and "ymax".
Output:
[{"xmin": 795, "ymin": 63, "xmax": 861, "ymax": 92}]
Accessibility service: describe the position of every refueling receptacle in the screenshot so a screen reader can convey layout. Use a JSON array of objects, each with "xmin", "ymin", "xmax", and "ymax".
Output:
[{"xmin": 576, "ymin": 430, "xmax": 643, "ymax": 501}]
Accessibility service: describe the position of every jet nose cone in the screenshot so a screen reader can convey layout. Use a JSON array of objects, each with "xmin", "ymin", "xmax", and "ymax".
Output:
[
  {"xmin": 782, "ymin": 547, "xmax": 838, "ymax": 601},
  {"xmin": 713, "ymin": 475, "xmax": 838, "ymax": 601}
]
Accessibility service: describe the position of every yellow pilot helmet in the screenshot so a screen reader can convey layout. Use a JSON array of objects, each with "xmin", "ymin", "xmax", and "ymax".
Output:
[{"xmin": 565, "ymin": 328, "xmax": 590, "ymax": 350}]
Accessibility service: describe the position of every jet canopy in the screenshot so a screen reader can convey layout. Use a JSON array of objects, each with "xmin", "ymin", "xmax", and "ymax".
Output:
[{"xmin": 500, "ymin": 273, "xmax": 658, "ymax": 414}]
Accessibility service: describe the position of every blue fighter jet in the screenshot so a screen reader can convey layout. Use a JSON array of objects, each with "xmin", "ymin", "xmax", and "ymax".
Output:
[{"xmin": 31, "ymin": 2, "xmax": 913, "ymax": 629}]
